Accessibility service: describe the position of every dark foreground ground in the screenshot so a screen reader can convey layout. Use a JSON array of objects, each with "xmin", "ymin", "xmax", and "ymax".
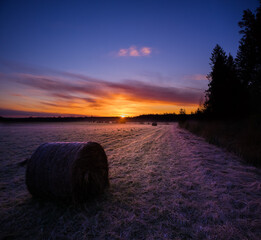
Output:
[{"xmin": 0, "ymin": 123, "xmax": 260, "ymax": 239}]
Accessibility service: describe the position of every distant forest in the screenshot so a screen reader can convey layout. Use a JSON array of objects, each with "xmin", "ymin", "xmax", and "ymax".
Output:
[
  {"xmin": 201, "ymin": 1, "xmax": 261, "ymax": 118},
  {"xmin": 0, "ymin": 114, "xmax": 186, "ymax": 123}
]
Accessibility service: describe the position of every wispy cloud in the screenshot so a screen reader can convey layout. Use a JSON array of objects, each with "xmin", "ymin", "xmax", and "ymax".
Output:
[
  {"xmin": 0, "ymin": 61, "xmax": 204, "ymax": 116},
  {"xmin": 39, "ymin": 101, "xmax": 84, "ymax": 109},
  {"xmin": 0, "ymin": 108, "xmax": 86, "ymax": 118},
  {"xmin": 183, "ymin": 74, "xmax": 207, "ymax": 81},
  {"xmin": 117, "ymin": 46, "xmax": 152, "ymax": 57},
  {"xmin": 7, "ymin": 72, "xmax": 202, "ymax": 105}
]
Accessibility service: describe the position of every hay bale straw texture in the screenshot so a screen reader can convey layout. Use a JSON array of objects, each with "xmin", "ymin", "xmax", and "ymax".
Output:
[{"xmin": 26, "ymin": 142, "xmax": 109, "ymax": 203}]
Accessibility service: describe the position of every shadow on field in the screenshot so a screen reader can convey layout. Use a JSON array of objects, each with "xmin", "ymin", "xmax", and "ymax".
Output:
[{"xmin": 0, "ymin": 182, "xmax": 137, "ymax": 240}]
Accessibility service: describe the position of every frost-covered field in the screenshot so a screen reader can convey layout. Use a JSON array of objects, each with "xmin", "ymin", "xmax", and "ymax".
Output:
[{"xmin": 0, "ymin": 122, "xmax": 260, "ymax": 239}]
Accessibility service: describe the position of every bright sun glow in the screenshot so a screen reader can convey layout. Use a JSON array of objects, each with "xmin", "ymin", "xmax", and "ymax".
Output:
[{"xmin": 121, "ymin": 115, "xmax": 125, "ymax": 118}]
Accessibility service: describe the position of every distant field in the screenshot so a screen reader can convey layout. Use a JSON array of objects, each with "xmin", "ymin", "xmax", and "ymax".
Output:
[{"xmin": 0, "ymin": 122, "xmax": 260, "ymax": 239}]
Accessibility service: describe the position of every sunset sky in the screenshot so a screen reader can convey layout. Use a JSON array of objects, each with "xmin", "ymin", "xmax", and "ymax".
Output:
[{"xmin": 0, "ymin": 0, "xmax": 259, "ymax": 117}]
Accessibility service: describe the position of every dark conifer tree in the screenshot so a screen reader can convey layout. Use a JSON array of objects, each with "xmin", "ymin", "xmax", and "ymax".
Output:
[
  {"xmin": 204, "ymin": 45, "xmax": 228, "ymax": 116},
  {"xmin": 226, "ymin": 54, "xmax": 244, "ymax": 115},
  {"xmin": 204, "ymin": 45, "xmax": 243, "ymax": 117},
  {"xmin": 236, "ymin": 1, "xmax": 261, "ymax": 114},
  {"xmin": 205, "ymin": 2, "xmax": 261, "ymax": 118}
]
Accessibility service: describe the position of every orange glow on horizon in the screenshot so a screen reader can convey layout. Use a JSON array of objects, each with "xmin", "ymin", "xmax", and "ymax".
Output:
[
  {"xmin": 0, "ymin": 89, "xmax": 200, "ymax": 117},
  {"xmin": 0, "ymin": 72, "xmax": 202, "ymax": 117},
  {"xmin": 0, "ymin": 99, "xmax": 200, "ymax": 117}
]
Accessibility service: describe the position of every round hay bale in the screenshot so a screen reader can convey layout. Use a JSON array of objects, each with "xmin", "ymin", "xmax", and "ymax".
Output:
[{"xmin": 26, "ymin": 142, "xmax": 109, "ymax": 203}]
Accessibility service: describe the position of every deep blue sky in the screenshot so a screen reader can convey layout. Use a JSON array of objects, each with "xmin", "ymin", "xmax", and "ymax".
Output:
[{"xmin": 0, "ymin": 0, "xmax": 259, "ymax": 116}]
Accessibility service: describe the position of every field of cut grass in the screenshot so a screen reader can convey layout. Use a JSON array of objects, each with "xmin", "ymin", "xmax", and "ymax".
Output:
[{"xmin": 0, "ymin": 122, "xmax": 261, "ymax": 239}]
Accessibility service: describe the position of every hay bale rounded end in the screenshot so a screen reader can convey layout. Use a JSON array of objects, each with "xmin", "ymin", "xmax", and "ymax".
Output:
[{"xmin": 26, "ymin": 142, "xmax": 109, "ymax": 204}]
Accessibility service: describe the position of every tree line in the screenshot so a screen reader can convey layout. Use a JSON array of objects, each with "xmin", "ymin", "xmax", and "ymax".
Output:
[{"xmin": 203, "ymin": 1, "xmax": 261, "ymax": 118}]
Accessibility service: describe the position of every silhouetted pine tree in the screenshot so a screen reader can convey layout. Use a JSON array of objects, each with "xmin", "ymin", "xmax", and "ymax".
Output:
[
  {"xmin": 236, "ymin": 1, "xmax": 261, "ymax": 114},
  {"xmin": 226, "ymin": 54, "xmax": 244, "ymax": 115},
  {"xmin": 204, "ymin": 45, "xmax": 242, "ymax": 117},
  {"xmin": 204, "ymin": 2, "xmax": 261, "ymax": 118},
  {"xmin": 204, "ymin": 45, "xmax": 228, "ymax": 116}
]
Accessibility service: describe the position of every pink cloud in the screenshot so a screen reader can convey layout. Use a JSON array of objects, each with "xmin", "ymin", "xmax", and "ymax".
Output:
[
  {"xmin": 118, "ymin": 49, "xmax": 128, "ymax": 56},
  {"xmin": 140, "ymin": 47, "xmax": 151, "ymax": 56},
  {"xmin": 117, "ymin": 46, "xmax": 152, "ymax": 57},
  {"xmin": 129, "ymin": 46, "xmax": 140, "ymax": 56}
]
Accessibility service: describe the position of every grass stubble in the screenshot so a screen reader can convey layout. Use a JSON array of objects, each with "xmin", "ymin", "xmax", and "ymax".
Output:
[{"xmin": 0, "ymin": 123, "xmax": 261, "ymax": 239}]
